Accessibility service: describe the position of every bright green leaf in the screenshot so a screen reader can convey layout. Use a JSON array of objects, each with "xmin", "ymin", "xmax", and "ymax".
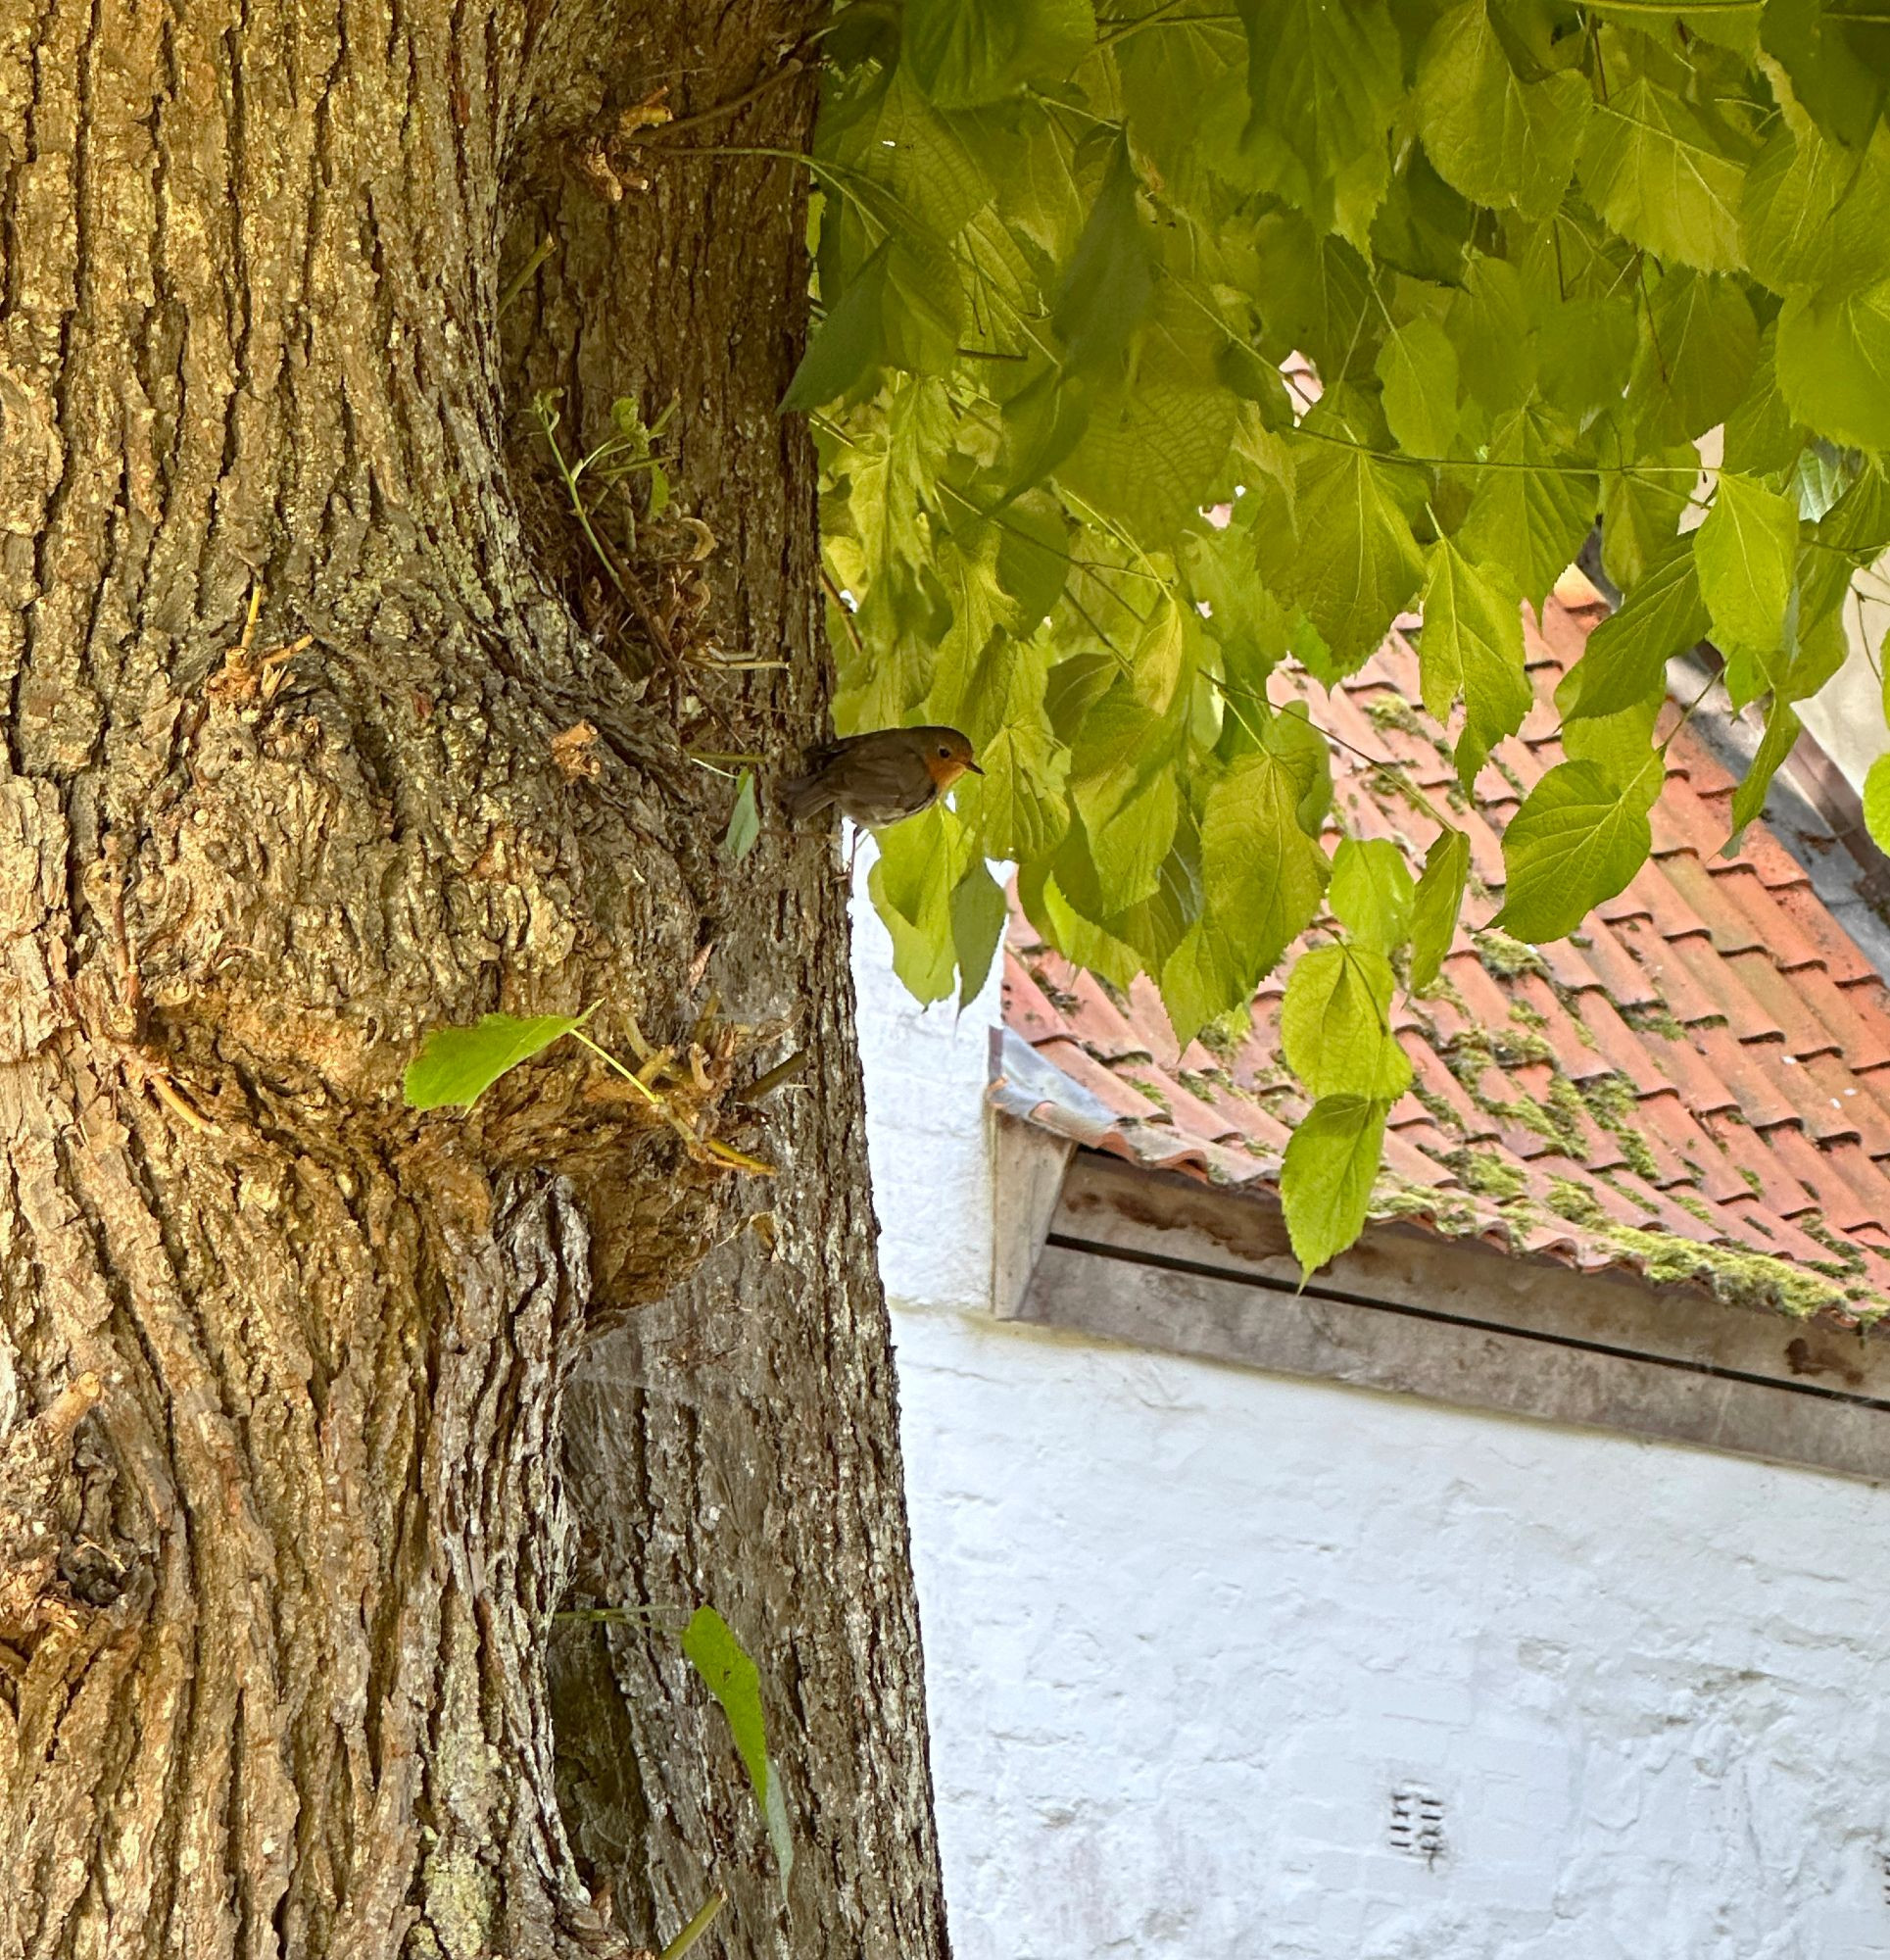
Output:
[
  {"xmin": 722, "ymin": 769, "xmax": 760, "ymax": 862},
  {"xmin": 1330, "ymin": 837, "xmax": 1416, "ymax": 953},
  {"xmin": 1409, "ymin": 827, "xmax": 1470, "ymax": 991},
  {"xmin": 1416, "ymin": 0, "xmax": 1589, "ymax": 220},
  {"xmin": 1628, "ymin": 270, "xmax": 1759, "ymax": 448},
  {"xmin": 1376, "ymin": 317, "xmax": 1461, "ymax": 459},
  {"xmin": 1727, "ymin": 696, "xmax": 1803, "ymax": 840},
  {"xmin": 1458, "ymin": 405, "xmax": 1596, "ymax": 614},
  {"xmin": 1240, "ymin": 0, "xmax": 1403, "ymax": 200},
  {"xmin": 783, "ymin": 242, "xmax": 893, "ymax": 412},
  {"xmin": 1052, "ymin": 137, "xmax": 1157, "ymax": 374},
  {"xmin": 1695, "ymin": 471, "xmax": 1800, "ymax": 656},
  {"xmin": 1259, "ymin": 431, "xmax": 1425, "ymax": 670},
  {"xmin": 1160, "ymin": 750, "xmax": 1329, "ymax": 1042},
  {"xmin": 1282, "ymin": 1093, "xmax": 1390, "ymax": 1274},
  {"xmin": 681, "ymin": 1606, "xmax": 794, "ymax": 1890},
  {"xmin": 1863, "ymin": 751, "xmax": 1890, "ymax": 856},
  {"xmin": 1600, "ymin": 448, "xmax": 1695, "ymax": 591},
  {"xmin": 869, "ymin": 806, "xmax": 971, "ymax": 1004},
  {"xmin": 1057, "ymin": 379, "xmax": 1238, "ymax": 538},
  {"xmin": 950, "ymin": 860, "xmax": 1010, "ymax": 1007},
  {"xmin": 1557, "ymin": 535, "xmax": 1707, "ymax": 721},
  {"xmin": 1282, "ymin": 943, "xmax": 1414, "ymax": 1099},
  {"xmin": 1132, "ymin": 596, "xmax": 1192, "ymax": 713},
  {"xmin": 1420, "ymin": 539, "xmax": 1532, "ymax": 787},
  {"xmin": 1494, "ymin": 754, "xmax": 1662, "ymax": 943},
  {"xmin": 403, "ymin": 1010, "xmax": 591, "ymax": 1111},
  {"xmin": 1576, "ymin": 74, "xmax": 1749, "ymax": 273},
  {"xmin": 1776, "ymin": 278, "xmax": 1890, "ymax": 451}
]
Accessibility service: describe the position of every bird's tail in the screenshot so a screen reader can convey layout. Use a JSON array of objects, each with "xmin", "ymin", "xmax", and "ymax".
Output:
[{"xmin": 779, "ymin": 772, "xmax": 833, "ymax": 822}]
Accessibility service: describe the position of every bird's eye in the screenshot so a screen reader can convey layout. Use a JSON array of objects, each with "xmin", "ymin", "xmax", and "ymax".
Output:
[{"xmin": 939, "ymin": 745, "xmax": 952, "ymax": 758}]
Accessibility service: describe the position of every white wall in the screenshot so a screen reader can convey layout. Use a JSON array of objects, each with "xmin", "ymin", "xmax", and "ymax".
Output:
[
  {"xmin": 851, "ymin": 860, "xmax": 1890, "ymax": 1960},
  {"xmin": 1800, "ymin": 564, "xmax": 1890, "ymax": 796}
]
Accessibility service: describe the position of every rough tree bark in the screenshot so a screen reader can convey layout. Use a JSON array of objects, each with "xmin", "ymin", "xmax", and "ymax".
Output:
[{"xmin": 0, "ymin": 3, "xmax": 949, "ymax": 1957}]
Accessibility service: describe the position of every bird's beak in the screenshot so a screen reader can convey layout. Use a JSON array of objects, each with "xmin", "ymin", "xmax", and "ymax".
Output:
[{"xmin": 967, "ymin": 760, "xmax": 985, "ymax": 776}]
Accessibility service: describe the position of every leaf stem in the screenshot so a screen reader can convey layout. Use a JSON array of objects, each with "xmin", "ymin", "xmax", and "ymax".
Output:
[
  {"xmin": 570, "ymin": 1028, "xmax": 663, "ymax": 1106},
  {"xmin": 500, "ymin": 235, "xmax": 557, "ymax": 315},
  {"xmin": 660, "ymin": 1891, "xmax": 728, "ymax": 1960}
]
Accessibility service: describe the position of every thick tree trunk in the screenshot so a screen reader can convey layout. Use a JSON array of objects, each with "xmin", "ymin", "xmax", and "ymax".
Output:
[{"xmin": 0, "ymin": 4, "xmax": 948, "ymax": 1957}]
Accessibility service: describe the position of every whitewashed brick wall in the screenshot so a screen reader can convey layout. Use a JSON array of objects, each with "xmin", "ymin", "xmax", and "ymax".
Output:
[{"xmin": 851, "ymin": 860, "xmax": 1890, "ymax": 1960}]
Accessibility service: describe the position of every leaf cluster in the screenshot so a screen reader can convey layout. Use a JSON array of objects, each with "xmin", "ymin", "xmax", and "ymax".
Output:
[{"xmin": 803, "ymin": 0, "xmax": 1890, "ymax": 1269}]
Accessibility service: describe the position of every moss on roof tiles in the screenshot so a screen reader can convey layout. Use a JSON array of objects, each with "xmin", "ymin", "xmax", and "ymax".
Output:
[
  {"xmin": 1595, "ymin": 1227, "xmax": 1874, "ymax": 1321},
  {"xmin": 1621, "ymin": 1002, "xmax": 1690, "ymax": 1042},
  {"xmin": 1577, "ymin": 1073, "xmax": 1661, "ymax": 1181},
  {"xmin": 1546, "ymin": 1177, "xmax": 1603, "ymax": 1224},
  {"xmin": 1363, "ymin": 694, "xmax": 1425, "ymax": 738},
  {"xmin": 1448, "ymin": 1149, "xmax": 1528, "ymax": 1200}
]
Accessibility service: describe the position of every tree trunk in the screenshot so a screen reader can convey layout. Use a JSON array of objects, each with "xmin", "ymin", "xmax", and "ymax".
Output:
[{"xmin": 0, "ymin": 4, "xmax": 949, "ymax": 1956}]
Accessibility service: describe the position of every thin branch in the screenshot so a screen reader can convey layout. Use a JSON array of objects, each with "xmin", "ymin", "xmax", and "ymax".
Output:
[{"xmin": 634, "ymin": 59, "xmax": 808, "ymax": 142}]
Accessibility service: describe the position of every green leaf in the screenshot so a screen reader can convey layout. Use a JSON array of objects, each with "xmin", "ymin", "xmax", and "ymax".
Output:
[
  {"xmin": 993, "ymin": 492, "xmax": 1072, "ymax": 622},
  {"xmin": 783, "ymin": 241, "xmax": 893, "ymax": 412},
  {"xmin": 1260, "ymin": 430, "xmax": 1425, "ymax": 670},
  {"xmin": 1052, "ymin": 137, "xmax": 1157, "ymax": 374},
  {"xmin": 1160, "ymin": 750, "xmax": 1330, "ymax": 1043},
  {"xmin": 681, "ymin": 1607, "xmax": 794, "ymax": 1891},
  {"xmin": 1416, "ymin": 0, "xmax": 1589, "ymax": 220},
  {"xmin": 1557, "ymin": 535, "xmax": 1707, "ymax": 721},
  {"xmin": 1057, "ymin": 379, "xmax": 1237, "ymax": 537},
  {"xmin": 1458, "ymin": 405, "xmax": 1596, "ymax": 615},
  {"xmin": 1776, "ymin": 277, "xmax": 1890, "ymax": 451},
  {"xmin": 1420, "ymin": 539, "xmax": 1531, "ymax": 788},
  {"xmin": 903, "ymin": 0, "xmax": 1095, "ymax": 107},
  {"xmin": 1863, "ymin": 751, "xmax": 1890, "ymax": 856},
  {"xmin": 1409, "ymin": 827, "xmax": 1470, "ymax": 991},
  {"xmin": 950, "ymin": 860, "xmax": 1010, "ymax": 1007},
  {"xmin": 1761, "ymin": 0, "xmax": 1887, "ymax": 150},
  {"xmin": 1240, "ymin": 0, "xmax": 1403, "ymax": 196},
  {"xmin": 403, "ymin": 1010, "xmax": 590, "ymax": 1111},
  {"xmin": 1694, "ymin": 472, "xmax": 1800, "ymax": 656},
  {"xmin": 1132, "ymin": 596, "xmax": 1192, "ymax": 713},
  {"xmin": 1600, "ymin": 448, "xmax": 1694, "ymax": 591},
  {"xmin": 1375, "ymin": 317, "xmax": 1460, "ymax": 459},
  {"xmin": 1536, "ymin": 295, "xmax": 1640, "ymax": 423},
  {"xmin": 1727, "ymin": 697, "xmax": 1803, "ymax": 839},
  {"xmin": 1330, "ymin": 837, "xmax": 1416, "ymax": 953},
  {"xmin": 1281, "ymin": 1093, "xmax": 1390, "ymax": 1274},
  {"xmin": 869, "ymin": 805, "xmax": 972, "ymax": 1004},
  {"xmin": 1493, "ymin": 754, "xmax": 1663, "ymax": 943},
  {"xmin": 1444, "ymin": 253, "xmax": 1535, "ymax": 412},
  {"xmin": 722, "ymin": 769, "xmax": 760, "ymax": 862},
  {"xmin": 970, "ymin": 719, "xmax": 1074, "ymax": 861},
  {"xmin": 824, "ymin": 67, "xmax": 995, "ymax": 238},
  {"xmin": 1576, "ymin": 74, "xmax": 1749, "ymax": 273},
  {"xmin": 1741, "ymin": 118, "xmax": 1854, "ymax": 295},
  {"xmin": 1722, "ymin": 328, "xmax": 1805, "ymax": 484},
  {"xmin": 1627, "ymin": 270, "xmax": 1759, "ymax": 448},
  {"xmin": 1282, "ymin": 943, "xmax": 1413, "ymax": 1098}
]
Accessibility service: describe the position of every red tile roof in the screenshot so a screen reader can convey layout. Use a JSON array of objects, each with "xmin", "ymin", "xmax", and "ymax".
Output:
[{"xmin": 994, "ymin": 569, "xmax": 1890, "ymax": 1324}]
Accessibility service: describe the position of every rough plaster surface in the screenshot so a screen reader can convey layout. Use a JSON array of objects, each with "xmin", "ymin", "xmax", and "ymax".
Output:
[
  {"xmin": 1801, "ymin": 570, "xmax": 1890, "ymax": 795},
  {"xmin": 851, "ymin": 860, "xmax": 1890, "ymax": 1960}
]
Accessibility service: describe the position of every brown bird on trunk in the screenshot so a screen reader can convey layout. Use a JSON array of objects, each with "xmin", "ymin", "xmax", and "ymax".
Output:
[{"xmin": 781, "ymin": 725, "xmax": 983, "ymax": 828}]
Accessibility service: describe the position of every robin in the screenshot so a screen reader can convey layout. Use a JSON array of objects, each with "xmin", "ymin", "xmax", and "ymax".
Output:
[{"xmin": 780, "ymin": 725, "xmax": 984, "ymax": 828}]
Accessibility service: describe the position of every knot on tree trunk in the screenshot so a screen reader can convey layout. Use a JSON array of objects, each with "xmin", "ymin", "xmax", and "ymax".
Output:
[{"xmin": 0, "ymin": 1372, "xmax": 121, "ymax": 1651}]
